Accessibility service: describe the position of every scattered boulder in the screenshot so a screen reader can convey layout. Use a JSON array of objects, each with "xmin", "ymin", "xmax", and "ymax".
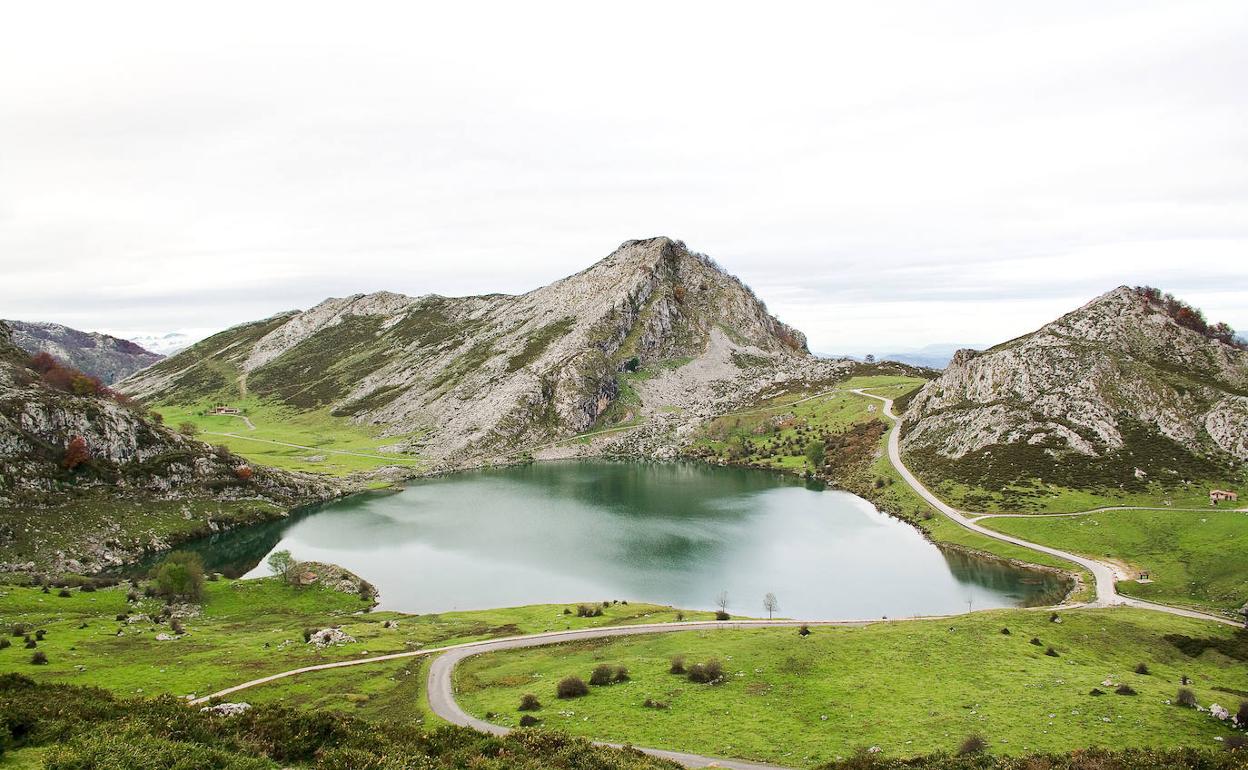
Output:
[
  {"xmin": 200, "ymin": 702, "xmax": 251, "ymax": 717},
  {"xmin": 306, "ymin": 627, "xmax": 356, "ymax": 648}
]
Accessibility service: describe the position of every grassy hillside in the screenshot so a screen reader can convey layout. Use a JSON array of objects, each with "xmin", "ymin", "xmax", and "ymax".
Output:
[
  {"xmin": 0, "ymin": 577, "xmax": 712, "ymax": 716},
  {"xmin": 455, "ymin": 609, "xmax": 1248, "ymax": 766},
  {"xmin": 155, "ymin": 398, "xmax": 424, "ymax": 476},
  {"xmin": 982, "ymin": 509, "xmax": 1248, "ymax": 615}
]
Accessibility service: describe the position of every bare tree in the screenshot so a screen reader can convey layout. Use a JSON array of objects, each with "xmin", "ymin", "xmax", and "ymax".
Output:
[
  {"xmin": 763, "ymin": 592, "xmax": 778, "ymax": 619},
  {"xmin": 715, "ymin": 590, "xmax": 729, "ymax": 618}
]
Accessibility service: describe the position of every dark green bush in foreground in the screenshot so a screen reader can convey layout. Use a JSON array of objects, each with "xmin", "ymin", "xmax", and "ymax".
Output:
[
  {"xmin": 0, "ymin": 674, "xmax": 677, "ymax": 770},
  {"xmin": 821, "ymin": 747, "xmax": 1248, "ymax": 769}
]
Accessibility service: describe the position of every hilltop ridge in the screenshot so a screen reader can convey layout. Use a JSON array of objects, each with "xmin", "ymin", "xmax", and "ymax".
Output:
[{"xmin": 122, "ymin": 238, "xmax": 835, "ymax": 465}]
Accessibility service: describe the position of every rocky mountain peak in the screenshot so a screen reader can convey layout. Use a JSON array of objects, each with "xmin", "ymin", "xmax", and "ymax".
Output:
[
  {"xmin": 120, "ymin": 238, "xmax": 826, "ymax": 464},
  {"xmin": 3, "ymin": 320, "xmax": 164, "ymax": 385},
  {"xmin": 901, "ymin": 286, "xmax": 1248, "ymax": 502}
]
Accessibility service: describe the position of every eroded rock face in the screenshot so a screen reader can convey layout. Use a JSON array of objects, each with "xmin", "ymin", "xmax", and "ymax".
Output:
[
  {"xmin": 4, "ymin": 320, "xmax": 164, "ymax": 385},
  {"xmin": 121, "ymin": 238, "xmax": 833, "ymax": 465},
  {"xmin": 0, "ymin": 376, "xmax": 332, "ymax": 504},
  {"xmin": 901, "ymin": 287, "xmax": 1248, "ymax": 486}
]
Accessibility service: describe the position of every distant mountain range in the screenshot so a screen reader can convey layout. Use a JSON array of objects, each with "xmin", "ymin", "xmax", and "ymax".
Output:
[
  {"xmin": 120, "ymin": 331, "xmax": 196, "ymax": 356},
  {"xmin": 3, "ymin": 320, "xmax": 164, "ymax": 384}
]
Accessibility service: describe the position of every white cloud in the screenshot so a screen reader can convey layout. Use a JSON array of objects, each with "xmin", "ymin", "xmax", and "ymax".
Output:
[{"xmin": 1, "ymin": 1, "xmax": 1245, "ymax": 353}]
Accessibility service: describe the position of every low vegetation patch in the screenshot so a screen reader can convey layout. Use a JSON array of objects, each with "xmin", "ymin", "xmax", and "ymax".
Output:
[{"xmin": 0, "ymin": 675, "xmax": 678, "ymax": 770}]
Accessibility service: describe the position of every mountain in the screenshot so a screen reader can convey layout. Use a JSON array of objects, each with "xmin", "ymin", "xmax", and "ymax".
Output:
[
  {"xmin": 5, "ymin": 320, "xmax": 164, "ymax": 384},
  {"xmin": 0, "ymin": 320, "xmax": 335, "ymax": 571},
  {"xmin": 121, "ymin": 331, "xmax": 196, "ymax": 356},
  {"xmin": 121, "ymin": 238, "xmax": 841, "ymax": 465},
  {"xmin": 900, "ymin": 286, "xmax": 1248, "ymax": 500}
]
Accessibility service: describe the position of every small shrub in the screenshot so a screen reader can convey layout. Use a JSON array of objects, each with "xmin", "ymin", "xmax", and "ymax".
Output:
[
  {"xmin": 80, "ymin": 583, "xmax": 96, "ymax": 593},
  {"xmin": 10, "ymin": 624, "xmax": 27, "ymax": 636},
  {"xmin": 518, "ymin": 714, "xmax": 540, "ymax": 728},
  {"xmin": 1089, "ymin": 688, "xmax": 1106, "ymax": 696},
  {"xmin": 714, "ymin": 611, "xmax": 730, "ymax": 621},
  {"xmin": 1135, "ymin": 662, "xmax": 1150, "ymax": 675},
  {"xmin": 669, "ymin": 656, "xmax": 686, "ymax": 675},
  {"xmin": 1049, "ymin": 612, "xmax": 1060, "ymax": 622},
  {"xmin": 562, "ymin": 608, "xmax": 572, "ymax": 615},
  {"xmin": 518, "ymin": 694, "xmax": 541, "ymax": 711},
  {"xmin": 303, "ymin": 628, "xmax": 315, "ymax": 643},
  {"xmin": 58, "ymin": 588, "xmax": 71, "ymax": 598},
  {"xmin": 24, "ymin": 640, "xmax": 36, "ymax": 649},
  {"xmin": 958, "ymin": 733, "xmax": 988, "ymax": 756},
  {"xmin": 34, "ymin": 630, "xmax": 44, "ymax": 641},
  {"xmin": 589, "ymin": 664, "xmax": 615, "ymax": 686},
  {"xmin": 1000, "ymin": 628, "xmax": 1011, "ymax": 635},
  {"xmin": 675, "ymin": 612, "xmax": 685, "ymax": 621},
  {"xmin": 1176, "ymin": 688, "xmax": 1197, "ymax": 707},
  {"xmin": 0, "ymin": 639, "xmax": 10, "ymax": 649},
  {"xmin": 1030, "ymin": 637, "xmax": 1042, "ymax": 646},
  {"xmin": 171, "ymin": 618, "xmax": 185, "ymax": 635},
  {"xmin": 1044, "ymin": 647, "xmax": 1059, "ymax": 657},
  {"xmin": 556, "ymin": 676, "xmax": 589, "ymax": 699},
  {"xmin": 643, "ymin": 698, "xmax": 669, "ymax": 709},
  {"xmin": 798, "ymin": 625, "xmax": 811, "ymax": 637},
  {"xmin": 30, "ymin": 651, "xmax": 47, "ymax": 665},
  {"xmin": 613, "ymin": 666, "xmax": 629, "ymax": 683},
  {"xmin": 1115, "ymin": 684, "xmax": 1137, "ymax": 696},
  {"xmin": 1237, "ymin": 701, "xmax": 1248, "ymax": 727},
  {"xmin": 1225, "ymin": 735, "xmax": 1248, "ymax": 751},
  {"xmin": 687, "ymin": 658, "xmax": 724, "ymax": 684}
]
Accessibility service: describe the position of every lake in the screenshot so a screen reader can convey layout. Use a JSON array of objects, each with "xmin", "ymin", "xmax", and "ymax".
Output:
[{"xmin": 182, "ymin": 461, "xmax": 1066, "ymax": 618}]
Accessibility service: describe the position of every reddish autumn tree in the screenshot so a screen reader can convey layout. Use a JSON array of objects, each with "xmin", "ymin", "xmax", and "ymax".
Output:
[
  {"xmin": 62, "ymin": 436, "xmax": 90, "ymax": 470},
  {"xmin": 234, "ymin": 465, "xmax": 254, "ymax": 482},
  {"xmin": 28, "ymin": 352, "xmax": 59, "ymax": 374}
]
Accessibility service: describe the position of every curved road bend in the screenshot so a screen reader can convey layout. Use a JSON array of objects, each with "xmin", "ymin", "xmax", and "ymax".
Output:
[{"xmin": 851, "ymin": 389, "xmax": 1239, "ymax": 626}]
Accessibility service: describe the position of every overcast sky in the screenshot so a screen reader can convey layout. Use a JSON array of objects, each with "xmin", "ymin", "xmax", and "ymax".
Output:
[{"xmin": 2, "ymin": 1, "xmax": 1245, "ymax": 355}]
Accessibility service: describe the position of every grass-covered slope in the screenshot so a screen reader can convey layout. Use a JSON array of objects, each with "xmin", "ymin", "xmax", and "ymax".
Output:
[
  {"xmin": 0, "ymin": 577, "xmax": 713, "ymax": 715},
  {"xmin": 900, "ymin": 287, "xmax": 1248, "ymax": 513},
  {"xmin": 982, "ymin": 509, "xmax": 1248, "ymax": 615},
  {"xmin": 455, "ymin": 609, "xmax": 1248, "ymax": 765}
]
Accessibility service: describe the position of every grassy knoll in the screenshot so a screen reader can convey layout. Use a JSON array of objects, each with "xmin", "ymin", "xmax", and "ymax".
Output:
[
  {"xmin": 155, "ymin": 397, "xmax": 424, "ymax": 476},
  {"xmin": 455, "ymin": 608, "xmax": 1248, "ymax": 767},
  {"xmin": 0, "ymin": 577, "xmax": 711, "ymax": 722},
  {"xmin": 916, "ymin": 475, "xmax": 1229, "ymax": 516},
  {"xmin": 0, "ymin": 495, "xmax": 285, "ymax": 573},
  {"xmin": 982, "ymin": 509, "xmax": 1248, "ymax": 615}
]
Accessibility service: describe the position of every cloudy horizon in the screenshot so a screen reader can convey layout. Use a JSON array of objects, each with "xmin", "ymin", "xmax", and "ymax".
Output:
[{"xmin": 2, "ymin": 1, "xmax": 1245, "ymax": 357}]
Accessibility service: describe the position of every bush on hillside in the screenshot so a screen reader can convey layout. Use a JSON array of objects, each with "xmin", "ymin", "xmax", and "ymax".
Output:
[
  {"xmin": 518, "ymin": 694, "xmax": 541, "ymax": 711},
  {"xmin": 1134, "ymin": 662, "xmax": 1150, "ymax": 675},
  {"xmin": 153, "ymin": 551, "xmax": 205, "ymax": 602},
  {"xmin": 957, "ymin": 734, "xmax": 988, "ymax": 755},
  {"xmin": 669, "ymin": 656, "xmax": 686, "ymax": 674},
  {"xmin": 556, "ymin": 676, "xmax": 589, "ymax": 699},
  {"xmin": 1176, "ymin": 688, "xmax": 1198, "ymax": 707},
  {"xmin": 518, "ymin": 714, "xmax": 540, "ymax": 728},
  {"xmin": 687, "ymin": 659, "xmax": 724, "ymax": 684}
]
